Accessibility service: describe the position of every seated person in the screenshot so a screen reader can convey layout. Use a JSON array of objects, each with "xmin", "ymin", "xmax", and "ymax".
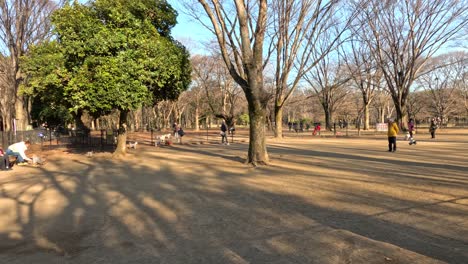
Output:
[{"xmin": 6, "ymin": 140, "xmax": 32, "ymax": 165}]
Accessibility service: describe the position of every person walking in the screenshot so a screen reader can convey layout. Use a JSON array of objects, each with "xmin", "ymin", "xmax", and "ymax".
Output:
[
  {"xmin": 220, "ymin": 121, "xmax": 228, "ymax": 145},
  {"xmin": 173, "ymin": 122, "xmax": 180, "ymax": 143},
  {"xmin": 408, "ymin": 118, "xmax": 415, "ymax": 139},
  {"xmin": 429, "ymin": 118, "xmax": 438, "ymax": 139},
  {"xmin": 387, "ymin": 118, "xmax": 399, "ymax": 152},
  {"xmin": 313, "ymin": 123, "xmax": 321, "ymax": 136}
]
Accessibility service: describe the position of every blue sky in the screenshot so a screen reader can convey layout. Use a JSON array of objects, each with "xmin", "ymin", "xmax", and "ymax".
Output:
[
  {"xmin": 75, "ymin": 0, "xmax": 211, "ymax": 54},
  {"xmin": 167, "ymin": 0, "xmax": 212, "ymax": 54}
]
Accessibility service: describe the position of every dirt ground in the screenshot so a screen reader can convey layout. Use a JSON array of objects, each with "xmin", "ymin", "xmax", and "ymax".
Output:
[{"xmin": 0, "ymin": 128, "xmax": 467, "ymax": 264}]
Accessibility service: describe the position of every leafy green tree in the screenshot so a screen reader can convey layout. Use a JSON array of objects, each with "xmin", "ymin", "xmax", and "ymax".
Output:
[
  {"xmin": 238, "ymin": 113, "xmax": 249, "ymax": 126},
  {"xmin": 21, "ymin": 0, "xmax": 191, "ymax": 155}
]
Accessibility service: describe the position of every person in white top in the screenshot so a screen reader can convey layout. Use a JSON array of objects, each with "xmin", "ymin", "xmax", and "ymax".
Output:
[{"xmin": 6, "ymin": 140, "xmax": 31, "ymax": 165}]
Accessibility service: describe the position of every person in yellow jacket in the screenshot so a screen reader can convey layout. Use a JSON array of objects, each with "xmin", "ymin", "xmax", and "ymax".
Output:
[{"xmin": 387, "ymin": 118, "xmax": 399, "ymax": 152}]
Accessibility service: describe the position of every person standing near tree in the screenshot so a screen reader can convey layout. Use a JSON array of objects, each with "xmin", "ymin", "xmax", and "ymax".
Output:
[
  {"xmin": 173, "ymin": 122, "xmax": 180, "ymax": 142},
  {"xmin": 429, "ymin": 118, "xmax": 438, "ymax": 139},
  {"xmin": 387, "ymin": 118, "xmax": 399, "ymax": 152},
  {"xmin": 220, "ymin": 121, "xmax": 228, "ymax": 145}
]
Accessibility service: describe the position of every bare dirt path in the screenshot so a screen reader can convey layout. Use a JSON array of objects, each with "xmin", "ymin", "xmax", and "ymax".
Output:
[{"xmin": 1, "ymin": 130, "xmax": 467, "ymax": 263}]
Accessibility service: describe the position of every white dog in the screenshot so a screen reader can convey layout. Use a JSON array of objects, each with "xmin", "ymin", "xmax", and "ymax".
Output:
[
  {"xmin": 156, "ymin": 134, "xmax": 171, "ymax": 146},
  {"xmin": 404, "ymin": 132, "xmax": 411, "ymax": 141},
  {"xmin": 128, "ymin": 141, "xmax": 138, "ymax": 149}
]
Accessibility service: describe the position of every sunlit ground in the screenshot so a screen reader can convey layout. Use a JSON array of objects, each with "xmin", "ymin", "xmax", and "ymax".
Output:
[{"xmin": 0, "ymin": 129, "xmax": 467, "ymax": 264}]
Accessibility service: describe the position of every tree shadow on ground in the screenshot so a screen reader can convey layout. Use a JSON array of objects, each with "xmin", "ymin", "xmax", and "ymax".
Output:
[{"xmin": 0, "ymin": 141, "xmax": 467, "ymax": 263}]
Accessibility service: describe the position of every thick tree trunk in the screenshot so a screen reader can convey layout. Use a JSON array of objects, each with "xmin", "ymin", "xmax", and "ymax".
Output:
[
  {"xmin": 113, "ymin": 110, "xmax": 128, "ymax": 157},
  {"xmin": 74, "ymin": 110, "xmax": 90, "ymax": 134},
  {"xmin": 15, "ymin": 96, "xmax": 29, "ymax": 131},
  {"xmin": 274, "ymin": 104, "xmax": 283, "ymax": 138},
  {"xmin": 395, "ymin": 102, "xmax": 408, "ymax": 130},
  {"xmin": 364, "ymin": 104, "xmax": 370, "ymax": 130},
  {"xmin": 3, "ymin": 111, "xmax": 12, "ymax": 131},
  {"xmin": 379, "ymin": 107, "xmax": 385, "ymax": 123},
  {"xmin": 248, "ymin": 103, "xmax": 268, "ymax": 165},
  {"xmin": 324, "ymin": 107, "xmax": 333, "ymax": 131},
  {"xmin": 194, "ymin": 106, "xmax": 200, "ymax": 131}
]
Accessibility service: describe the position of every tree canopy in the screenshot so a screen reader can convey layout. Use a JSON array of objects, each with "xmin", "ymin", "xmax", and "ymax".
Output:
[{"xmin": 21, "ymin": 0, "xmax": 191, "ymax": 126}]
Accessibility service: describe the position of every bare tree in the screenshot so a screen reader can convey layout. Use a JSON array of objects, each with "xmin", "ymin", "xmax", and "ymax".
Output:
[
  {"xmin": 462, "ymin": 73, "xmax": 468, "ymax": 116},
  {"xmin": 304, "ymin": 53, "xmax": 351, "ymax": 130},
  {"xmin": 417, "ymin": 52, "xmax": 467, "ymax": 124},
  {"xmin": 342, "ymin": 35, "xmax": 383, "ymax": 130},
  {"xmin": 371, "ymin": 87, "xmax": 392, "ymax": 124},
  {"xmin": 155, "ymin": 100, "xmax": 175, "ymax": 130},
  {"xmin": 406, "ymin": 91, "xmax": 426, "ymax": 123},
  {"xmin": 354, "ymin": 0, "xmax": 468, "ymax": 128},
  {"xmin": 454, "ymin": 53, "xmax": 468, "ymax": 116},
  {"xmin": 184, "ymin": 0, "xmax": 270, "ymax": 165},
  {"xmin": 268, "ymin": 0, "xmax": 351, "ymax": 138},
  {"xmin": 0, "ymin": 54, "xmax": 16, "ymax": 131},
  {"xmin": 0, "ymin": 0, "xmax": 62, "ymax": 131},
  {"xmin": 183, "ymin": 84, "xmax": 205, "ymax": 131},
  {"xmin": 191, "ymin": 54, "xmax": 243, "ymax": 129}
]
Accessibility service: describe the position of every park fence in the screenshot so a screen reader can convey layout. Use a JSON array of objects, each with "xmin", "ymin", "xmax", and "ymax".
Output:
[{"xmin": 0, "ymin": 129, "xmax": 117, "ymax": 151}]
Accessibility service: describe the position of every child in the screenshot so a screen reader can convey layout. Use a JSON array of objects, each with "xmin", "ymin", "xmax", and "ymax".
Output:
[
  {"xmin": 407, "ymin": 118, "xmax": 417, "ymax": 145},
  {"xmin": 408, "ymin": 118, "xmax": 415, "ymax": 139},
  {"xmin": 313, "ymin": 124, "xmax": 321, "ymax": 136}
]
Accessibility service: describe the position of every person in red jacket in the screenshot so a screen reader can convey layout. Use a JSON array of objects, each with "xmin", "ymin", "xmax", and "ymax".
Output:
[{"xmin": 313, "ymin": 123, "xmax": 321, "ymax": 136}]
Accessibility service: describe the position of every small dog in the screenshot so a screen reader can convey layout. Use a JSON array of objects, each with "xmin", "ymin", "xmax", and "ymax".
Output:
[
  {"xmin": 404, "ymin": 132, "xmax": 411, "ymax": 141},
  {"xmin": 32, "ymin": 155, "xmax": 46, "ymax": 166},
  {"xmin": 128, "ymin": 141, "xmax": 138, "ymax": 149},
  {"xmin": 156, "ymin": 134, "xmax": 171, "ymax": 146}
]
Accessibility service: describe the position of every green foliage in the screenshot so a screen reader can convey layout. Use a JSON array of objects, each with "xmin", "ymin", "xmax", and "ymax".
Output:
[
  {"xmin": 31, "ymin": 100, "xmax": 73, "ymax": 128},
  {"xmin": 21, "ymin": 0, "xmax": 191, "ymax": 124},
  {"xmin": 238, "ymin": 113, "xmax": 250, "ymax": 125},
  {"xmin": 300, "ymin": 117, "xmax": 312, "ymax": 125}
]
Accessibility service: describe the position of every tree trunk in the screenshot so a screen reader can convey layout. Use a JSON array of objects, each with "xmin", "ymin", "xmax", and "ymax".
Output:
[
  {"xmin": 15, "ymin": 96, "xmax": 29, "ymax": 131},
  {"xmin": 395, "ymin": 102, "xmax": 408, "ymax": 130},
  {"xmin": 4, "ymin": 111, "xmax": 12, "ymax": 131},
  {"xmin": 379, "ymin": 107, "xmax": 385, "ymax": 123},
  {"xmin": 274, "ymin": 104, "xmax": 283, "ymax": 138},
  {"xmin": 113, "ymin": 110, "xmax": 128, "ymax": 157},
  {"xmin": 324, "ymin": 107, "xmax": 333, "ymax": 131},
  {"xmin": 248, "ymin": 104, "xmax": 268, "ymax": 165},
  {"xmin": 364, "ymin": 104, "xmax": 370, "ymax": 130}
]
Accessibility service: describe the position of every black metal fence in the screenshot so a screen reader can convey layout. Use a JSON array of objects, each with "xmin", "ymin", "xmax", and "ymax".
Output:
[{"xmin": 0, "ymin": 129, "xmax": 116, "ymax": 151}]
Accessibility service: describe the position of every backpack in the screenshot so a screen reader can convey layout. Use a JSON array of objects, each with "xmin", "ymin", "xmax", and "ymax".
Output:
[{"xmin": 178, "ymin": 129, "xmax": 185, "ymax": 137}]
